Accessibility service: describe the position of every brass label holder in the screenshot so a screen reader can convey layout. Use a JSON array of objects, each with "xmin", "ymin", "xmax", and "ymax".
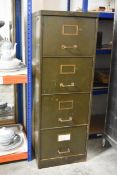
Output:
[
  {"xmin": 62, "ymin": 25, "xmax": 79, "ymax": 36},
  {"xmin": 59, "ymin": 100, "xmax": 73, "ymax": 110},
  {"xmin": 60, "ymin": 64, "xmax": 76, "ymax": 74}
]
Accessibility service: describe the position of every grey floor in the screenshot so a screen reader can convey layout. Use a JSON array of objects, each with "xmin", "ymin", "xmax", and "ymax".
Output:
[{"xmin": 0, "ymin": 138, "xmax": 117, "ymax": 175}]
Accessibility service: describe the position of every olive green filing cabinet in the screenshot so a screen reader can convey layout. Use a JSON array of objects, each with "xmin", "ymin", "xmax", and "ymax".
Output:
[{"xmin": 32, "ymin": 10, "xmax": 98, "ymax": 168}]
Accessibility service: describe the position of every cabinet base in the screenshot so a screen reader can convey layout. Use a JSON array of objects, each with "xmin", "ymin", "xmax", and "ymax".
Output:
[{"xmin": 38, "ymin": 154, "xmax": 86, "ymax": 169}]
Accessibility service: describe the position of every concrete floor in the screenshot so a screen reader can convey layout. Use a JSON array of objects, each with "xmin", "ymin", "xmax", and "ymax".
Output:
[{"xmin": 0, "ymin": 138, "xmax": 117, "ymax": 175}]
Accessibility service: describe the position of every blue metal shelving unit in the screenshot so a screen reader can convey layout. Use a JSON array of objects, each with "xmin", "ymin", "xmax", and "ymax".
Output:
[
  {"xmin": 82, "ymin": 0, "xmax": 114, "ymax": 19},
  {"xmin": 15, "ymin": 0, "xmax": 32, "ymax": 161},
  {"xmin": 67, "ymin": 1, "xmax": 113, "ymax": 96},
  {"xmin": 67, "ymin": 0, "xmax": 114, "ymax": 19},
  {"xmin": 81, "ymin": 0, "xmax": 113, "ymax": 96}
]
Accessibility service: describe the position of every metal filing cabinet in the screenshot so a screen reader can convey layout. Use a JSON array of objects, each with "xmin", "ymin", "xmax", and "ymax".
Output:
[{"xmin": 32, "ymin": 10, "xmax": 98, "ymax": 168}]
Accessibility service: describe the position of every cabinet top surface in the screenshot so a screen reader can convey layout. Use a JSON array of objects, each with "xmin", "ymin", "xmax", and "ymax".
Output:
[{"xmin": 33, "ymin": 10, "xmax": 99, "ymax": 18}]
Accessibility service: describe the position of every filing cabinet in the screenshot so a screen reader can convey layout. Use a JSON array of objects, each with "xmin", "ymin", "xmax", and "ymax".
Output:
[{"xmin": 32, "ymin": 10, "xmax": 98, "ymax": 168}]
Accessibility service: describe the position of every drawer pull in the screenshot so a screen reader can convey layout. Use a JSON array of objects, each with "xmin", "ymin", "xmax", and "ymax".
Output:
[
  {"xmin": 61, "ymin": 44, "xmax": 78, "ymax": 49},
  {"xmin": 60, "ymin": 82, "xmax": 75, "ymax": 88},
  {"xmin": 58, "ymin": 148, "xmax": 70, "ymax": 155},
  {"xmin": 58, "ymin": 117, "xmax": 73, "ymax": 123}
]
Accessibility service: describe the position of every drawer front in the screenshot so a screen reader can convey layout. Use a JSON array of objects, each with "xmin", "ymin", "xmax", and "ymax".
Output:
[
  {"xmin": 40, "ymin": 126, "xmax": 87, "ymax": 159},
  {"xmin": 42, "ymin": 57, "xmax": 93, "ymax": 94},
  {"xmin": 41, "ymin": 93, "xmax": 90, "ymax": 128},
  {"xmin": 43, "ymin": 16, "xmax": 97, "ymax": 57}
]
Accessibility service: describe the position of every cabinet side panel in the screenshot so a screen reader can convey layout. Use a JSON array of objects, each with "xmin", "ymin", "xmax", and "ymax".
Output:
[{"xmin": 32, "ymin": 13, "xmax": 41, "ymax": 163}]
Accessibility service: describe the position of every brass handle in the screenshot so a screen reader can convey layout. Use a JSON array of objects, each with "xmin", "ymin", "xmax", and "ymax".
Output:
[
  {"xmin": 58, "ymin": 148, "xmax": 70, "ymax": 155},
  {"xmin": 58, "ymin": 117, "xmax": 73, "ymax": 123},
  {"xmin": 61, "ymin": 44, "xmax": 78, "ymax": 49},
  {"xmin": 60, "ymin": 82, "xmax": 75, "ymax": 88}
]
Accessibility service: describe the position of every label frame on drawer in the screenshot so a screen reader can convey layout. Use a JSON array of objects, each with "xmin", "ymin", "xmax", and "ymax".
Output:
[
  {"xmin": 60, "ymin": 64, "xmax": 76, "ymax": 75},
  {"xmin": 58, "ymin": 100, "xmax": 74, "ymax": 110},
  {"xmin": 57, "ymin": 133, "xmax": 71, "ymax": 142},
  {"xmin": 62, "ymin": 24, "xmax": 79, "ymax": 36}
]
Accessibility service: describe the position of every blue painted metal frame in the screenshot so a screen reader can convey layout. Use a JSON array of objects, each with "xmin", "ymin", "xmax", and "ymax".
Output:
[
  {"xmin": 82, "ymin": 0, "xmax": 88, "ymax": 12},
  {"xmin": 93, "ymin": 88, "xmax": 108, "ymax": 95},
  {"xmin": 15, "ymin": 0, "xmax": 32, "ymax": 161},
  {"xmin": 16, "ymin": 0, "xmax": 23, "ymax": 124},
  {"xmin": 96, "ymin": 49, "xmax": 111, "ymax": 54},
  {"xmin": 16, "ymin": 0, "xmax": 22, "ymax": 59},
  {"xmin": 26, "ymin": 0, "xmax": 32, "ymax": 161},
  {"xmin": 99, "ymin": 12, "xmax": 114, "ymax": 19},
  {"xmin": 67, "ymin": 0, "xmax": 71, "ymax": 11}
]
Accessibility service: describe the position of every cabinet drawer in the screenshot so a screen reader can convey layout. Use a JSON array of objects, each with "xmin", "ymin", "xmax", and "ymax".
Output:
[
  {"xmin": 41, "ymin": 93, "xmax": 90, "ymax": 128},
  {"xmin": 43, "ymin": 16, "xmax": 97, "ymax": 57},
  {"xmin": 42, "ymin": 57, "xmax": 93, "ymax": 94},
  {"xmin": 40, "ymin": 126, "xmax": 87, "ymax": 159}
]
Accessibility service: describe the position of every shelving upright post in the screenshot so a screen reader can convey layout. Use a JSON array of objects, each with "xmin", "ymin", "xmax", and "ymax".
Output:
[
  {"xmin": 82, "ymin": 0, "xmax": 88, "ymax": 12},
  {"xmin": 26, "ymin": 0, "xmax": 32, "ymax": 161},
  {"xmin": 15, "ymin": 0, "xmax": 32, "ymax": 161}
]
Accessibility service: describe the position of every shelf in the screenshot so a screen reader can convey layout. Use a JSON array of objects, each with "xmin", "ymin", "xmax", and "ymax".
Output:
[
  {"xmin": 88, "ymin": 11, "xmax": 114, "ymax": 19},
  {"xmin": 0, "ymin": 152, "xmax": 28, "ymax": 163},
  {"xmin": 0, "ymin": 125, "xmax": 28, "ymax": 163},
  {"xmin": 89, "ymin": 115, "xmax": 105, "ymax": 135},
  {"xmin": 93, "ymin": 87, "xmax": 108, "ymax": 95},
  {"xmin": 0, "ymin": 66, "xmax": 27, "ymax": 84},
  {"xmin": 93, "ymin": 80, "xmax": 109, "ymax": 95},
  {"xmin": 99, "ymin": 12, "xmax": 114, "ymax": 19},
  {"xmin": 0, "ymin": 118, "xmax": 15, "ymax": 126},
  {"xmin": 96, "ymin": 48, "xmax": 112, "ymax": 54},
  {"xmin": 93, "ymin": 68, "xmax": 109, "ymax": 95},
  {"xmin": 0, "ymin": 75, "xmax": 27, "ymax": 84}
]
